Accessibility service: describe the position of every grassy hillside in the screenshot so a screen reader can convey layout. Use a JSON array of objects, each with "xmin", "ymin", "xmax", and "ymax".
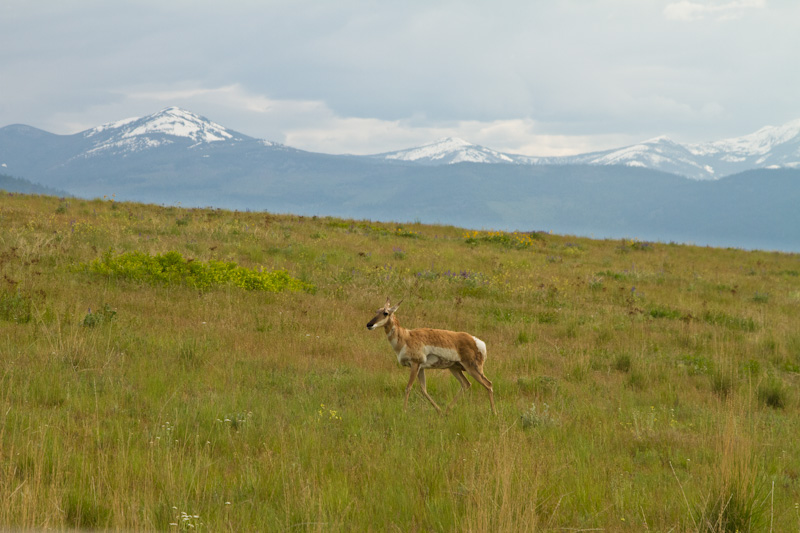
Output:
[{"xmin": 1, "ymin": 191, "xmax": 799, "ymax": 531}]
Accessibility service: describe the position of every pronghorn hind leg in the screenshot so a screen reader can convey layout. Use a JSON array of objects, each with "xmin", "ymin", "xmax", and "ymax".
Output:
[
  {"xmin": 464, "ymin": 362, "xmax": 497, "ymax": 415},
  {"xmin": 417, "ymin": 369, "xmax": 442, "ymax": 414},
  {"xmin": 445, "ymin": 367, "xmax": 471, "ymax": 414}
]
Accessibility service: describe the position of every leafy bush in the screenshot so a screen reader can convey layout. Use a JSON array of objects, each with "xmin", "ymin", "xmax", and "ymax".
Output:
[
  {"xmin": 464, "ymin": 230, "xmax": 544, "ymax": 249},
  {"xmin": 82, "ymin": 250, "xmax": 314, "ymax": 293},
  {"xmin": 520, "ymin": 402, "xmax": 557, "ymax": 429},
  {"xmin": 82, "ymin": 303, "xmax": 116, "ymax": 328}
]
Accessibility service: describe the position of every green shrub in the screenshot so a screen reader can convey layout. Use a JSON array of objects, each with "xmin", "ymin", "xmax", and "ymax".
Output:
[
  {"xmin": 515, "ymin": 331, "xmax": 531, "ymax": 345},
  {"xmin": 699, "ymin": 489, "xmax": 766, "ymax": 533},
  {"xmin": 626, "ymin": 370, "xmax": 647, "ymax": 390},
  {"xmin": 464, "ymin": 230, "xmax": 543, "ymax": 249},
  {"xmin": 751, "ymin": 292, "xmax": 770, "ymax": 304},
  {"xmin": 63, "ymin": 490, "xmax": 111, "ymax": 529},
  {"xmin": 0, "ymin": 289, "xmax": 32, "ymax": 323},
  {"xmin": 81, "ymin": 250, "xmax": 314, "ymax": 293},
  {"xmin": 702, "ymin": 310, "xmax": 756, "ymax": 332},
  {"xmin": 648, "ymin": 306, "xmax": 685, "ymax": 320},
  {"xmin": 711, "ymin": 371, "xmax": 733, "ymax": 399},
  {"xmin": 679, "ymin": 354, "xmax": 714, "ymax": 376},
  {"xmin": 82, "ymin": 303, "xmax": 116, "ymax": 327},
  {"xmin": 520, "ymin": 402, "xmax": 556, "ymax": 429},
  {"xmin": 742, "ymin": 359, "xmax": 761, "ymax": 377},
  {"xmin": 758, "ymin": 378, "xmax": 787, "ymax": 409},
  {"xmin": 613, "ymin": 353, "xmax": 632, "ymax": 373}
]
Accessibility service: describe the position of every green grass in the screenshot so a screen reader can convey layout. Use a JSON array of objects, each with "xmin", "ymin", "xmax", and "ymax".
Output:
[{"xmin": 1, "ymin": 191, "xmax": 800, "ymax": 530}]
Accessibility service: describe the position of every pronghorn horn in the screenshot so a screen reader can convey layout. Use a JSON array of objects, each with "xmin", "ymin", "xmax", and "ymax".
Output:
[{"xmin": 390, "ymin": 299, "xmax": 403, "ymax": 313}]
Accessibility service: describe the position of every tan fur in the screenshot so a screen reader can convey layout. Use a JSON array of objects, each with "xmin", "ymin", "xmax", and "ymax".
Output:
[{"xmin": 367, "ymin": 298, "xmax": 496, "ymax": 415}]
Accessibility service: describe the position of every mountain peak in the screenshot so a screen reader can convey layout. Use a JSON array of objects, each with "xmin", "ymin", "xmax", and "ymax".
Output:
[
  {"xmin": 79, "ymin": 106, "xmax": 249, "ymax": 158},
  {"xmin": 85, "ymin": 106, "xmax": 246, "ymax": 144},
  {"xmin": 379, "ymin": 137, "xmax": 515, "ymax": 164},
  {"xmin": 642, "ymin": 135, "xmax": 678, "ymax": 145},
  {"xmin": 123, "ymin": 107, "xmax": 239, "ymax": 143},
  {"xmin": 431, "ymin": 136, "xmax": 473, "ymax": 147}
]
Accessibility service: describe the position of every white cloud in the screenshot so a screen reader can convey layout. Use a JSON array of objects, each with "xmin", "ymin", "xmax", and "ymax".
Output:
[
  {"xmin": 664, "ymin": 0, "xmax": 766, "ymax": 21},
  {"xmin": 107, "ymin": 82, "xmax": 621, "ymax": 156},
  {"xmin": 124, "ymin": 84, "xmax": 327, "ymax": 116},
  {"xmin": 283, "ymin": 115, "xmax": 632, "ymax": 157},
  {"xmin": 28, "ymin": 80, "xmax": 674, "ymax": 157}
]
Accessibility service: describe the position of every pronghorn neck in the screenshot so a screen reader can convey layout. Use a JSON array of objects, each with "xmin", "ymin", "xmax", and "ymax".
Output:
[{"xmin": 384, "ymin": 314, "xmax": 406, "ymax": 351}]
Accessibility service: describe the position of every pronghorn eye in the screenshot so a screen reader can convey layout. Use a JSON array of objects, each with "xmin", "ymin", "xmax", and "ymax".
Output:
[{"xmin": 383, "ymin": 311, "xmax": 389, "ymax": 316}]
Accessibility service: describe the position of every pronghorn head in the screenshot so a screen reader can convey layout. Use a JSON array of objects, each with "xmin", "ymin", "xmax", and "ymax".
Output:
[{"xmin": 366, "ymin": 297, "xmax": 402, "ymax": 330}]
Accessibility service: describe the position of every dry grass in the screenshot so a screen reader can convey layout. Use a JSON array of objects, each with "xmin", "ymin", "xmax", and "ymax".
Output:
[{"xmin": 1, "ymin": 191, "xmax": 800, "ymax": 531}]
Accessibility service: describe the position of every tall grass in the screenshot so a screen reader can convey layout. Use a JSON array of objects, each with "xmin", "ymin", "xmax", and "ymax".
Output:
[{"xmin": 1, "ymin": 191, "xmax": 799, "ymax": 530}]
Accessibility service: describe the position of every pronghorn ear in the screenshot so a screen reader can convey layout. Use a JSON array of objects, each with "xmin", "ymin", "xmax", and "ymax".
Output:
[{"xmin": 389, "ymin": 299, "xmax": 403, "ymax": 314}]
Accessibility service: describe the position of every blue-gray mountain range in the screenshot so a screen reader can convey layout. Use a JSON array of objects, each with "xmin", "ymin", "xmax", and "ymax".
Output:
[{"xmin": 1, "ymin": 107, "xmax": 799, "ymax": 251}]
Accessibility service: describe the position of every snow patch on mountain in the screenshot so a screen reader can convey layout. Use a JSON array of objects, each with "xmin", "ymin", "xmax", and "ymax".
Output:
[
  {"xmin": 85, "ymin": 117, "xmax": 139, "ymax": 137},
  {"xmin": 83, "ymin": 137, "xmax": 174, "ymax": 157},
  {"xmin": 124, "ymin": 107, "xmax": 234, "ymax": 143}
]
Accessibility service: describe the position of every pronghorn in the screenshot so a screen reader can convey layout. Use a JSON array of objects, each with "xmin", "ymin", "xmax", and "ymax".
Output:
[{"xmin": 366, "ymin": 298, "xmax": 496, "ymax": 415}]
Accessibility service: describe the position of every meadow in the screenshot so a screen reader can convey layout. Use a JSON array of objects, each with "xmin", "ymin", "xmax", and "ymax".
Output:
[{"xmin": 1, "ymin": 191, "xmax": 799, "ymax": 531}]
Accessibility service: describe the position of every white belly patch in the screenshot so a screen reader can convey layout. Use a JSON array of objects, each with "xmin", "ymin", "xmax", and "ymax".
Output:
[
  {"xmin": 424, "ymin": 346, "xmax": 460, "ymax": 361},
  {"xmin": 396, "ymin": 345, "xmax": 463, "ymax": 368}
]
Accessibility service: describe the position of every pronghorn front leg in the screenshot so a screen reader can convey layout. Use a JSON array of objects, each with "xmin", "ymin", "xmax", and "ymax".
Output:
[{"xmin": 404, "ymin": 362, "xmax": 421, "ymax": 410}]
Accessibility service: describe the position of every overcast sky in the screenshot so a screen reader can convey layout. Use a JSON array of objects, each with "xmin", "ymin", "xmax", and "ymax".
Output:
[{"xmin": 2, "ymin": 0, "xmax": 799, "ymax": 156}]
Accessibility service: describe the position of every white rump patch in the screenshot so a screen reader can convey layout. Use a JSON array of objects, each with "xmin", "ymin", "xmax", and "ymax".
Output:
[{"xmin": 472, "ymin": 336, "xmax": 487, "ymax": 357}]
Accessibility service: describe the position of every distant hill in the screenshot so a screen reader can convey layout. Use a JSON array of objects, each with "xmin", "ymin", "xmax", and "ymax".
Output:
[
  {"xmin": 0, "ymin": 173, "xmax": 68, "ymax": 196},
  {"xmin": 1, "ymin": 107, "xmax": 799, "ymax": 252}
]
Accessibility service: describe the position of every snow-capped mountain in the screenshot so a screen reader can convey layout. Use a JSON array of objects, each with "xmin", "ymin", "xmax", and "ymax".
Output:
[
  {"xmin": 520, "ymin": 136, "xmax": 714, "ymax": 179},
  {"xmin": 559, "ymin": 120, "xmax": 800, "ymax": 179},
  {"xmin": 2, "ymin": 106, "xmax": 800, "ymax": 251},
  {"xmin": 76, "ymin": 107, "xmax": 254, "ymax": 159},
  {"xmin": 375, "ymin": 119, "xmax": 800, "ymax": 180},
  {"xmin": 377, "ymin": 137, "xmax": 516, "ymax": 164},
  {"xmin": 6, "ymin": 106, "xmax": 798, "ymax": 180},
  {"xmin": 0, "ymin": 106, "xmax": 299, "ymax": 198},
  {"xmin": 685, "ymin": 118, "xmax": 800, "ymax": 177}
]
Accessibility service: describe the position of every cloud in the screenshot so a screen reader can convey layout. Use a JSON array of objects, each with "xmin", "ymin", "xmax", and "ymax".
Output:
[
  {"xmin": 28, "ymin": 79, "xmax": 663, "ymax": 157},
  {"xmin": 124, "ymin": 84, "xmax": 328, "ymax": 119},
  {"xmin": 113, "ymin": 82, "xmax": 617, "ymax": 156},
  {"xmin": 283, "ymin": 115, "xmax": 633, "ymax": 157},
  {"xmin": 663, "ymin": 0, "xmax": 766, "ymax": 21}
]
